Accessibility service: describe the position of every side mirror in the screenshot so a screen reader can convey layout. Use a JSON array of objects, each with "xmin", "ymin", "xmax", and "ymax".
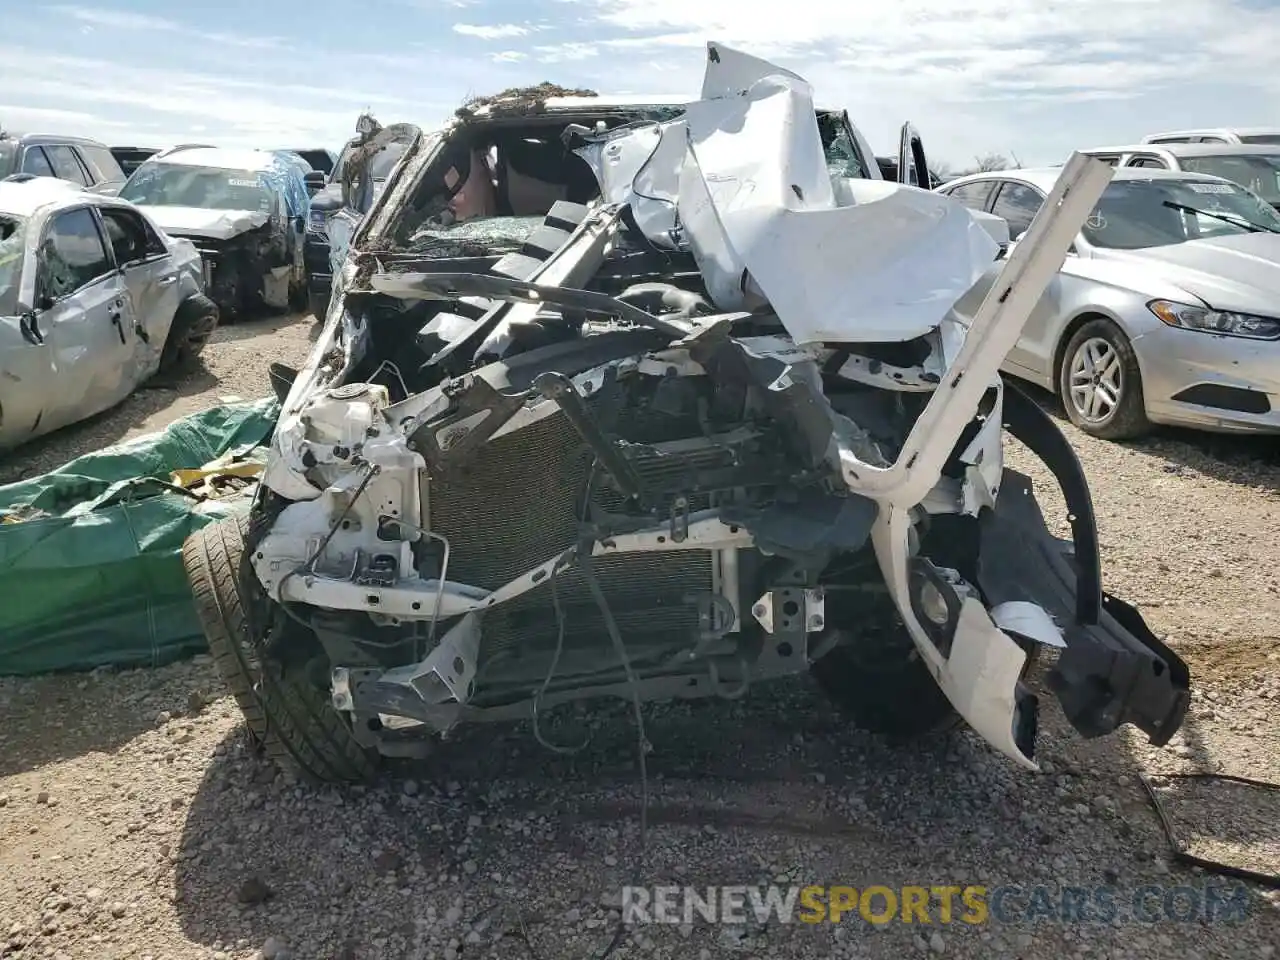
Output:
[{"xmin": 304, "ymin": 171, "xmax": 326, "ymax": 194}]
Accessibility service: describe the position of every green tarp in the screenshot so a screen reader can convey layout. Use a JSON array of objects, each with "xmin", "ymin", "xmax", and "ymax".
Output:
[{"xmin": 0, "ymin": 398, "xmax": 278, "ymax": 676}]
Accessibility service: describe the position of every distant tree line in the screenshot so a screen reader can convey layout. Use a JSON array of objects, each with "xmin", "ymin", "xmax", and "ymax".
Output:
[{"xmin": 933, "ymin": 152, "xmax": 1024, "ymax": 182}]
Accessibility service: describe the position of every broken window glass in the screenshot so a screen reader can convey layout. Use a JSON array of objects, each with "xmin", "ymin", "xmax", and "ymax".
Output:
[
  {"xmin": 0, "ymin": 214, "xmax": 26, "ymax": 314},
  {"xmin": 40, "ymin": 208, "xmax": 111, "ymax": 299},
  {"xmin": 817, "ymin": 113, "xmax": 870, "ymax": 180}
]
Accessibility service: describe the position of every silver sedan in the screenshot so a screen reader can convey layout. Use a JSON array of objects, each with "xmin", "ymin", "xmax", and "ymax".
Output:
[{"xmin": 940, "ymin": 167, "xmax": 1280, "ymax": 438}]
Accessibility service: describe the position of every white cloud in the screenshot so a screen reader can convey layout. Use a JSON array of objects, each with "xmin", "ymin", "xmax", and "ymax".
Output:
[
  {"xmin": 452, "ymin": 23, "xmax": 536, "ymax": 40},
  {"xmin": 537, "ymin": 0, "xmax": 1280, "ymax": 164},
  {"xmin": 0, "ymin": 103, "xmax": 137, "ymax": 130},
  {"xmin": 50, "ymin": 4, "xmax": 286, "ymax": 49},
  {"xmin": 532, "ymin": 42, "xmax": 601, "ymax": 63},
  {"xmin": 10, "ymin": 0, "xmax": 1280, "ymax": 167},
  {"xmin": 553, "ymin": 0, "xmax": 1280, "ymax": 99},
  {"xmin": 0, "ymin": 46, "xmax": 452, "ymax": 149}
]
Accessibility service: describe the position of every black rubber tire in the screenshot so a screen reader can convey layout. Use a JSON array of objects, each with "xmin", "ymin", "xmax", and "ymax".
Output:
[
  {"xmin": 182, "ymin": 514, "xmax": 266, "ymax": 737},
  {"xmin": 811, "ymin": 625, "xmax": 962, "ymax": 740},
  {"xmin": 289, "ymin": 274, "xmax": 309, "ymax": 313},
  {"xmin": 182, "ymin": 516, "xmax": 379, "ymax": 783},
  {"xmin": 308, "ymin": 287, "xmax": 329, "ymax": 323},
  {"xmin": 1057, "ymin": 318, "xmax": 1150, "ymax": 441},
  {"xmin": 159, "ymin": 293, "xmax": 218, "ymax": 373},
  {"xmin": 811, "ymin": 600, "xmax": 1042, "ymax": 741}
]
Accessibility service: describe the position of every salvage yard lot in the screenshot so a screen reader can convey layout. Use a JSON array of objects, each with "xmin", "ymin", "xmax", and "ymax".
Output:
[{"xmin": 1, "ymin": 319, "xmax": 1278, "ymax": 960}]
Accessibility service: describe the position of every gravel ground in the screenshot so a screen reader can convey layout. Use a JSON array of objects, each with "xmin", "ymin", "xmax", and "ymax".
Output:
[{"xmin": 1, "ymin": 323, "xmax": 1278, "ymax": 960}]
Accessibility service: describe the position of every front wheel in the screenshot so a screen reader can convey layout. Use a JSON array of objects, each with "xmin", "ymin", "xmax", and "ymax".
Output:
[
  {"xmin": 158, "ymin": 294, "xmax": 218, "ymax": 373},
  {"xmin": 810, "ymin": 591, "xmax": 1041, "ymax": 741},
  {"xmin": 1058, "ymin": 318, "xmax": 1150, "ymax": 440},
  {"xmin": 183, "ymin": 516, "xmax": 379, "ymax": 783},
  {"xmin": 810, "ymin": 595, "xmax": 960, "ymax": 739}
]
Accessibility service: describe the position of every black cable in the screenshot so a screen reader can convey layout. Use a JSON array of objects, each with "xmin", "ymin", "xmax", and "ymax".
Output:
[
  {"xmin": 530, "ymin": 561, "xmax": 592, "ymax": 755},
  {"xmin": 579, "ymin": 551, "xmax": 649, "ymax": 960},
  {"xmin": 1139, "ymin": 772, "xmax": 1280, "ymax": 887}
]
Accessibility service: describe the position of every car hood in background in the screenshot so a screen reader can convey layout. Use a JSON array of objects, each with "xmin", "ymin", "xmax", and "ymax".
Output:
[
  {"xmin": 1114, "ymin": 232, "xmax": 1280, "ymax": 314},
  {"xmin": 135, "ymin": 205, "xmax": 268, "ymax": 241}
]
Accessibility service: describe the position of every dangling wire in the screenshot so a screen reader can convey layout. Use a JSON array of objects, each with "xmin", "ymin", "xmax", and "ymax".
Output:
[{"xmin": 530, "ymin": 557, "xmax": 592, "ymax": 755}]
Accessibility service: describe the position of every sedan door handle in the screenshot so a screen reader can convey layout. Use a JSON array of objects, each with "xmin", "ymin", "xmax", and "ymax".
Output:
[
  {"xmin": 158, "ymin": 274, "xmax": 177, "ymax": 285},
  {"xmin": 109, "ymin": 311, "xmax": 127, "ymax": 344}
]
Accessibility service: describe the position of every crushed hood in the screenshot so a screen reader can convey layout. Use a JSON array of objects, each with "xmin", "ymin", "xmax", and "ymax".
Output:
[
  {"xmin": 1111, "ymin": 232, "xmax": 1280, "ymax": 313},
  {"xmin": 136, "ymin": 205, "xmax": 269, "ymax": 241},
  {"xmin": 573, "ymin": 43, "xmax": 999, "ymax": 344}
]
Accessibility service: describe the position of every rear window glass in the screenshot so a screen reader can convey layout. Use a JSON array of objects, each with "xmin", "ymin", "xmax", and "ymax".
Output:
[{"xmin": 78, "ymin": 144, "xmax": 125, "ymax": 183}]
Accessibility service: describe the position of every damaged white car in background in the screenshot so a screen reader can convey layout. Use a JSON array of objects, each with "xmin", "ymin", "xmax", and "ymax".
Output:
[
  {"xmin": 1, "ymin": 176, "xmax": 217, "ymax": 451},
  {"xmin": 184, "ymin": 43, "xmax": 1191, "ymax": 783}
]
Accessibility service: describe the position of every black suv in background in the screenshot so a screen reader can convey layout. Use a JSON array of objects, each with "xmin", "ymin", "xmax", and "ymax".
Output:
[
  {"xmin": 109, "ymin": 146, "xmax": 159, "ymax": 177},
  {"xmin": 275, "ymin": 147, "xmax": 338, "ymax": 180},
  {"xmin": 303, "ymin": 137, "xmax": 406, "ymax": 319},
  {"xmin": 0, "ymin": 131, "xmax": 127, "ymax": 192}
]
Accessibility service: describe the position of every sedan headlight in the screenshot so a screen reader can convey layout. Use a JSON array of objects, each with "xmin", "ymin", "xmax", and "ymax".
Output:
[{"xmin": 1148, "ymin": 299, "xmax": 1280, "ymax": 340}]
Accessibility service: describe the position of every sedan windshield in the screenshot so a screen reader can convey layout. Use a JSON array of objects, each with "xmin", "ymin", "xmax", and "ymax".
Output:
[
  {"xmin": 1082, "ymin": 179, "xmax": 1280, "ymax": 250},
  {"xmin": 119, "ymin": 163, "xmax": 272, "ymax": 211},
  {"xmin": 0, "ymin": 214, "xmax": 27, "ymax": 315},
  {"xmin": 1177, "ymin": 154, "xmax": 1280, "ymax": 205}
]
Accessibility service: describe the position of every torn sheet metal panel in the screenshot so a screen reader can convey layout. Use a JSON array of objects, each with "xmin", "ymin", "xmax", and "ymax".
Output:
[
  {"xmin": 864, "ymin": 154, "xmax": 1114, "ymax": 767},
  {"xmin": 872, "ymin": 503, "xmax": 1039, "ymax": 769},
  {"xmin": 700, "ymin": 42, "xmax": 809, "ymax": 100},
  {"xmin": 991, "ymin": 601, "xmax": 1066, "ymax": 649},
  {"xmin": 574, "ymin": 123, "xmax": 685, "ymax": 248},
  {"xmin": 830, "ymin": 153, "xmax": 1114, "ymax": 511},
  {"xmin": 574, "ymin": 42, "xmax": 1001, "ymax": 343},
  {"xmin": 139, "ymin": 206, "xmax": 269, "ymax": 242}
]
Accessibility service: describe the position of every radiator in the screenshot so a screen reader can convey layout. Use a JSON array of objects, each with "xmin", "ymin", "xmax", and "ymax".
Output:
[{"xmin": 424, "ymin": 405, "xmax": 714, "ymax": 658}]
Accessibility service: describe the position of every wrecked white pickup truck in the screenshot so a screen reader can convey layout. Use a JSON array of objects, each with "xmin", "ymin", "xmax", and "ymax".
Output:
[{"xmin": 184, "ymin": 44, "xmax": 1190, "ymax": 782}]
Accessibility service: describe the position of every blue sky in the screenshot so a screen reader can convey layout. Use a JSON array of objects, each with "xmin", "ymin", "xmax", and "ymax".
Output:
[{"xmin": 2, "ymin": 0, "xmax": 1279, "ymax": 169}]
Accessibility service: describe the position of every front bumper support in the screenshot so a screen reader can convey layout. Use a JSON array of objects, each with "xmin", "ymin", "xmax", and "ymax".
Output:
[{"xmin": 981, "ymin": 382, "xmax": 1191, "ymax": 745}]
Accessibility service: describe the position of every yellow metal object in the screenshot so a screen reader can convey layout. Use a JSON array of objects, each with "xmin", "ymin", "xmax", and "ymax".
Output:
[{"xmin": 169, "ymin": 460, "xmax": 264, "ymax": 499}]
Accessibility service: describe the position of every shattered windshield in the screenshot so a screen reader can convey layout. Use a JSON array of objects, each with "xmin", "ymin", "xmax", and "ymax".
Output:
[
  {"xmin": 1082, "ymin": 179, "xmax": 1280, "ymax": 250},
  {"xmin": 119, "ymin": 163, "xmax": 272, "ymax": 211},
  {"xmin": 817, "ymin": 112, "xmax": 871, "ymax": 179},
  {"xmin": 405, "ymin": 214, "xmax": 544, "ymax": 258},
  {"xmin": 1178, "ymin": 154, "xmax": 1280, "ymax": 205},
  {"xmin": 0, "ymin": 214, "xmax": 26, "ymax": 315}
]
